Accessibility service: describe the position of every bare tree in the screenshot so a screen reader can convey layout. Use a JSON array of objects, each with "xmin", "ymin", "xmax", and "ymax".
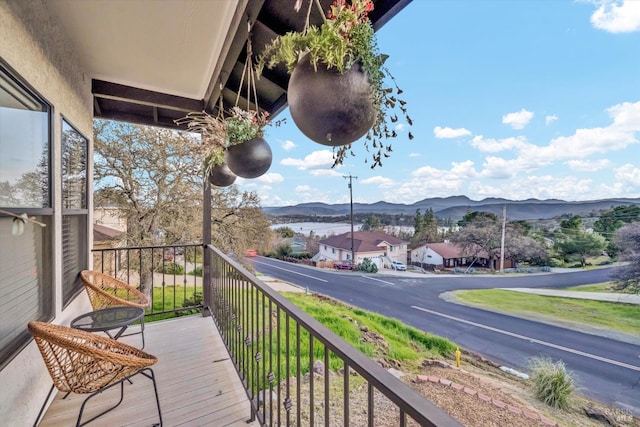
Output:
[
  {"xmin": 94, "ymin": 120, "xmax": 203, "ymax": 296},
  {"xmin": 612, "ymin": 222, "xmax": 640, "ymax": 293},
  {"xmin": 211, "ymin": 186, "xmax": 273, "ymax": 261},
  {"xmin": 452, "ymin": 213, "xmax": 549, "ymax": 271}
]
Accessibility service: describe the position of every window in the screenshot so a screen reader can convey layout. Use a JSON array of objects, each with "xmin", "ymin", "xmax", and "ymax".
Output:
[
  {"xmin": 61, "ymin": 119, "xmax": 88, "ymax": 306},
  {"xmin": 0, "ymin": 62, "xmax": 53, "ymax": 368}
]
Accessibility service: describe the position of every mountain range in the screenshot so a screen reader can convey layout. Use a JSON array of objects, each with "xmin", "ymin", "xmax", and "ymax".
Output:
[{"xmin": 263, "ymin": 196, "xmax": 640, "ymax": 221}]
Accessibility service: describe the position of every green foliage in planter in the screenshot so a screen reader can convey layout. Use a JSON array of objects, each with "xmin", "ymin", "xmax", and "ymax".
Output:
[{"xmin": 256, "ymin": 0, "xmax": 412, "ymax": 168}]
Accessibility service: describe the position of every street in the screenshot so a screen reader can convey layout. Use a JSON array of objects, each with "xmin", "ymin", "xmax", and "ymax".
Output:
[{"xmin": 249, "ymin": 257, "xmax": 640, "ymax": 418}]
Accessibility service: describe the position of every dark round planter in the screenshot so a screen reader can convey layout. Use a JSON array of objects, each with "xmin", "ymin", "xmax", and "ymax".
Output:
[
  {"xmin": 208, "ymin": 163, "xmax": 236, "ymax": 187},
  {"xmin": 225, "ymin": 137, "xmax": 272, "ymax": 179},
  {"xmin": 287, "ymin": 55, "xmax": 377, "ymax": 146}
]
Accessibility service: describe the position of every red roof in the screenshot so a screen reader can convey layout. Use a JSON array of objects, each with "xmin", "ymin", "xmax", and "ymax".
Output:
[{"xmin": 319, "ymin": 231, "xmax": 407, "ymax": 252}]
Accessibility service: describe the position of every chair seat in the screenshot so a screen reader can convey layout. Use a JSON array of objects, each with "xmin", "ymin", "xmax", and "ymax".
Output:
[
  {"xmin": 29, "ymin": 321, "xmax": 162, "ymax": 426},
  {"xmin": 80, "ymin": 270, "xmax": 149, "ymax": 310}
]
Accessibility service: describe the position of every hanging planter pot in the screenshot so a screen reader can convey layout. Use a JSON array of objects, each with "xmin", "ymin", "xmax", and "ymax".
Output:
[
  {"xmin": 225, "ymin": 137, "xmax": 272, "ymax": 179},
  {"xmin": 208, "ymin": 163, "xmax": 237, "ymax": 187},
  {"xmin": 287, "ymin": 54, "xmax": 377, "ymax": 147}
]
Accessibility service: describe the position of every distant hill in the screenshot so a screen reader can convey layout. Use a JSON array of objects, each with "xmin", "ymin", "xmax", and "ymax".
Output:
[{"xmin": 263, "ymin": 196, "xmax": 640, "ymax": 221}]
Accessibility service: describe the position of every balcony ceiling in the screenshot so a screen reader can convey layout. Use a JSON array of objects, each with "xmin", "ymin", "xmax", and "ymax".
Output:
[{"xmin": 44, "ymin": 0, "xmax": 410, "ymax": 129}]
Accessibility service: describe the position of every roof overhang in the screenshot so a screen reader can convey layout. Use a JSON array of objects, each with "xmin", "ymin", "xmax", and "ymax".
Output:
[{"xmin": 44, "ymin": 0, "xmax": 411, "ymax": 129}]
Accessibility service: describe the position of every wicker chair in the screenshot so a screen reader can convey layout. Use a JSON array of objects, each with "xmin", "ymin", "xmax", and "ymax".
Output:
[
  {"xmin": 80, "ymin": 270, "xmax": 149, "ymax": 347},
  {"xmin": 29, "ymin": 321, "xmax": 162, "ymax": 427}
]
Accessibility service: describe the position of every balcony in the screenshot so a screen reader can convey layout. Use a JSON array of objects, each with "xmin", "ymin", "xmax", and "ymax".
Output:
[{"xmin": 36, "ymin": 243, "xmax": 461, "ymax": 426}]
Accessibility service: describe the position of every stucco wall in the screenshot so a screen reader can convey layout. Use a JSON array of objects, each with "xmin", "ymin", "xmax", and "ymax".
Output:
[{"xmin": 0, "ymin": 0, "xmax": 93, "ymax": 424}]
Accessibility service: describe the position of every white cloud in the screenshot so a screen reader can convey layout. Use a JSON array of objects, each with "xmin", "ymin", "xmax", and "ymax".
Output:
[
  {"xmin": 309, "ymin": 169, "xmax": 343, "ymax": 177},
  {"xmin": 566, "ymin": 159, "xmax": 613, "ymax": 172},
  {"xmin": 256, "ymin": 173, "xmax": 284, "ymax": 184},
  {"xmin": 615, "ymin": 163, "xmax": 640, "ymax": 187},
  {"xmin": 395, "ymin": 123, "xmax": 406, "ymax": 132},
  {"xmin": 590, "ymin": 0, "xmax": 640, "ymax": 33},
  {"xmin": 480, "ymin": 156, "xmax": 518, "ymax": 179},
  {"xmin": 296, "ymin": 184, "xmax": 312, "ymax": 192},
  {"xmin": 281, "ymin": 140, "xmax": 296, "ymax": 151},
  {"xmin": 281, "ymin": 150, "xmax": 334, "ymax": 169},
  {"xmin": 433, "ymin": 126, "xmax": 472, "ymax": 139},
  {"xmin": 524, "ymin": 101, "xmax": 640, "ymax": 165},
  {"xmin": 545, "ymin": 115, "xmax": 558, "ymax": 125},
  {"xmin": 409, "ymin": 152, "xmax": 421, "ymax": 158},
  {"xmin": 361, "ymin": 176, "xmax": 395, "ymax": 188},
  {"xmin": 470, "ymin": 135, "xmax": 530, "ymax": 152},
  {"xmin": 502, "ymin": 109, "xmax": 534, "ymax": 129}
]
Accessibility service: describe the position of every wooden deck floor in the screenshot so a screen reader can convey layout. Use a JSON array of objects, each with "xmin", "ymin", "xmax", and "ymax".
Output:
[{"xmin": 39, "ymin": 315, "xmax": 259, "ymax": 427}]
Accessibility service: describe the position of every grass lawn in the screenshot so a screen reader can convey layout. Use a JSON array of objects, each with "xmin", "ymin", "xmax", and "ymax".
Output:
[
  {"xmin": 283, "ymin": 293, "xmax": 457, "ymax": 372},
  {"xmin": 562, "ymin": 282, "xmax": 615, "ymax": 292},
  {"xmin": 146, "ymin": 285, "xmax": 202, "ymax": 321},
  {"xmin": 454, "ymin": 289, "xmax": 640, "ymax": 336}
]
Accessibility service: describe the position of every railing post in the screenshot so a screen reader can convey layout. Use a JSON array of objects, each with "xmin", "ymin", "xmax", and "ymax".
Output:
[{"xmin": 202, "ymin": 178, "xmax": 212, "ymax": 317}]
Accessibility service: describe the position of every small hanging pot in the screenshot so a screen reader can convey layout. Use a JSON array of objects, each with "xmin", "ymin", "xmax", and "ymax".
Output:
[
  {"xmin": 287, "ymin": 54, "xmax": 377, "ymax": 146},
  {"xmin": 209, "ymin": 163, "xmax": 237, "ymax": 187},
  {"xmin": 225, "ymin": 137, "xmax": 272, "ymax": 179}
]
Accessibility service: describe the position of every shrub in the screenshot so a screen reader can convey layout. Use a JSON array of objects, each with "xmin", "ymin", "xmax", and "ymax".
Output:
[
  {"xmin": 357, "ymin": 257, "xmax": 378, "ymax": 273},
  {"xmin": 156, "ymin": 262, "xmax": 185, "ymax": 275},
  {"xmin": 177, "ymin": 291, "xmax": 203, "ymax": 316},
  {"xmin": 529, "ymin": 356, "xmax": 577, "ymax": 409},
  {"xmin": 188, "ymin": 266, "xmax": 203, "ymax": 277}
]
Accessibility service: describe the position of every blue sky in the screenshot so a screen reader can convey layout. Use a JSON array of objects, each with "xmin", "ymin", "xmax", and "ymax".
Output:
[{"xmin": 235, "ymin": 0, "xmax": 640, "ymax": 207}]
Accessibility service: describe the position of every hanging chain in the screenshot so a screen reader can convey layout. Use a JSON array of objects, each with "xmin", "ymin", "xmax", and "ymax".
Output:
[
  {"xmin": 234, "ymin": 20, "xmax": 260, "ymax": 113},
  {"xmin": 303, "ymin": 0, "xmax": 327, "ymax": 34}
]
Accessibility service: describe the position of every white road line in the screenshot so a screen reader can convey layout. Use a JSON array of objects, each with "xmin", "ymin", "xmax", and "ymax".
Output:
[
  {"xmin": 253, "ymin": 260, "xmax": 328, "ymax": 282},
  {"xmin": 411, "ymin": 305, "xmax": 640, "ymax": 372},
  {"xmin": 361, "ymin": 275, "xmax": 395, "ymax": 286}
]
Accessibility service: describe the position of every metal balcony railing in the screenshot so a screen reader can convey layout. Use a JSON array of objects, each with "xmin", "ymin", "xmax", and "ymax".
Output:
[
  {"xmin": 92, "ymin": 243, "xmax": 204, "ymax": 317},
  {"xmin": 204, "ymin": 244, "xmax": 462, "ymax": 427}
]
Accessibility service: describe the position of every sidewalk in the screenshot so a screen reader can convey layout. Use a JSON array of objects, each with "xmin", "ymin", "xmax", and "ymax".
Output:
[
  {"xmin": 258, "ymin": 275, "xmax": 306, "ymax": 293},
  {"xmin": 498, "ymin": 288, "xmax": 640, "ymax": 305}
]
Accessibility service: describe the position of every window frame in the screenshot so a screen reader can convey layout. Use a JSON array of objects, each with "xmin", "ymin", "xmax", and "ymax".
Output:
[
  {"xmin": 0, "ymin": 59, "xmax": 54, "ymax": 369},
  {"xmin": 61, "ymin": 117, "xmax": 89, "ymax": 307}
]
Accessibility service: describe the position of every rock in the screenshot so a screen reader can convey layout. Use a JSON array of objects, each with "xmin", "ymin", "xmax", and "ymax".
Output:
[
  {"xmin": 387, "ymin": 368, "xmax": 405, "ymax": 378},
  {"xmin": 583, "ymin": 406, "xmax": 618, "ymax": 426},
  {"xmin": 313, "ymin": 360, "xmax": 325, "ymax": 376}
]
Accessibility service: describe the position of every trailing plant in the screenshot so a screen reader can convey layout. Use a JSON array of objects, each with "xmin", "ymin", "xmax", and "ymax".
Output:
[
  {"xmin": 257, "ymin": 0, "xmax": 412, "ymax": 168},
  {"xmin": 176, "ymin": 106, "xmax": 274, "ymax": 177}
]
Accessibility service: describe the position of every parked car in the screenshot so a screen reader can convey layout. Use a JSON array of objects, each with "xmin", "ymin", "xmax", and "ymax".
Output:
[
  {"xmin": 245, "ymin": 249, "xmax": 257, "ymax": 257},
  {"xmin": 333, "ymin": 260, "xmax": 354, "ymax": 270},
  {"xmin": 391, "ymin": 261, "xmax": 407, "ymax": 271}
]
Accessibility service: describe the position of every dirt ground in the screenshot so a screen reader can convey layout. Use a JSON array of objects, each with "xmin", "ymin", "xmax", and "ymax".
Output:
[{"xmin": 401, "ymin": 353, "xmax": 640, "ymax": 427}]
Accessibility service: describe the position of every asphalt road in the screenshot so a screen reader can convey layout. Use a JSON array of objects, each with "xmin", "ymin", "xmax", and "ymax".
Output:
[{"xmin": 249, "ymin": 257, "xmax": 640, "ymax": 418}]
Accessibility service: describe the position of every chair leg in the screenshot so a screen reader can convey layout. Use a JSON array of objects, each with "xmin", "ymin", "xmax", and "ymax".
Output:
[
  {"xmin": 76, "ymin": 379, "xmax": 125, "ymax": 427},
  {"xmin": 140, "ymin": 315, "xmax": 145, "ymax": 349},
  {"xmin": 142, "ymin": 368, "xmax": 163, "ymax": 427},
  {"xmin": 33, "ymin": 384, "xmax": 55, "ymax": 427},
  {"xmin": 74, "ymin": 368, "xmax": 162, "ymax": 427}
]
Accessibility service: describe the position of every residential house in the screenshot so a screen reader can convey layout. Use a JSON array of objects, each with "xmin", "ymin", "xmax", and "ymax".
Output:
[
  {"xmin": 0, "ymin": 1, "xmax": 460, "ymax": 426},
  {"xmin": 411, "ymin": 241, "xmax": 515, "ymax": 271},
  {"xmin": 94, "ymin": 206, "xmax": 127, "ymax": 233},
  {"xmin": 318, "ymin": 231, "xmax": 408, "ymax": 268}
]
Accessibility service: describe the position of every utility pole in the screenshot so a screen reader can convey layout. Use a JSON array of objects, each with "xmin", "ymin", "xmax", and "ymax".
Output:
[
  {"xmin": 500, "ymin": 204, "xmax": 506, "ymax": 273},
  {"xmin": 344, "ymin": 175, "xmax": 357, "ymax": 264}
]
